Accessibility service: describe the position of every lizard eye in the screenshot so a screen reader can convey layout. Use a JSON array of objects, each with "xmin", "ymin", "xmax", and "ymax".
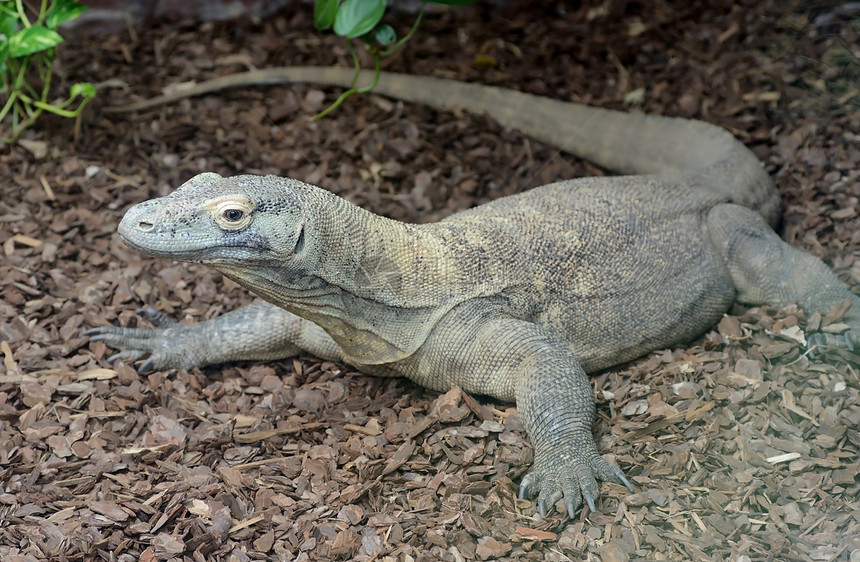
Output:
[
  {"xmin": 211, "ymin": 199, "xmax": 253, "ymax": 230},
  {"xmin": 223, "ymin": 208, "xmax": 244, "ymax": 222}
]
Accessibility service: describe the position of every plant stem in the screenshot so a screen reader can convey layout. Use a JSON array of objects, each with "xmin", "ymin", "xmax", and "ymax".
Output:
[
  {"xmin": 0, "ymin": 91, "xmax": 19, "ymax": 123},
  {"xmin": 30, "ymin": 98, "xmax": 85, "ymax": 118},
  {"xmin": 380, "ymin": 5, "xmax": 425, "ymax": 57},
  {"xmin": 36, "ymin": 0, "xmax": 48, "ymax": 26},
  {"xmin": 312, "ymin": 2, "xmax": 422, "ymax": 121},
  {"xmin": 356, "ymin": 55, "xmax": 381, "ymax": 95},
  {"xmin": 15, "ymin": 0, "xmax": 31, "ymax": 27}
]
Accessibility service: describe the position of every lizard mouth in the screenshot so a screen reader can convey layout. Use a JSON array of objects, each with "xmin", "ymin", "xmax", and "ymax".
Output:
[
  {"xmin": 118, "ymin": 229, "xmax": 272, "ymax": 264},
  {"xmin": 118, "ymin": 220, "xmax": 277, "ymax": 267},
  {"xmin": 117, "ymin": 230, "xmax": 201, "ymax": 262}
]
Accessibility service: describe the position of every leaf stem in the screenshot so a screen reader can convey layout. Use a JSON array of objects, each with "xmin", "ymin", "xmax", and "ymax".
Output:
[
  {"xmin": 380, "ymin": 4, "xmax": 424, "ymax": 57},
  {"xmin": 15, "ymin": 0, "xmax": 31, "ymax": 27}
]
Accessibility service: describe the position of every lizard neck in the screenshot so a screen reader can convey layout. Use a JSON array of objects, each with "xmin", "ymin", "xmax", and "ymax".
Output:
[
  {"xmin": 213, "ymin": 183, "xmax": 484, "ymax": 364},
  {"xmin": 300, "ymin": 185, "xmax": 449, "ymax": 307}
]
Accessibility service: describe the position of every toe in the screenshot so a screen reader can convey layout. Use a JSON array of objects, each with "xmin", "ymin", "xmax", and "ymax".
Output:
[
  {"xmin": 563, "ymin": 480, "xmax": 584, "ymax": 517},
  {"xmin": 593, "ymin": 458, "xmax": 634, "ymax": 491},
  {"xmin": 137, "ymin": 308, "xmax": 178, "ymax": 328},
  {"xmin": 519, "ymin": 472, "xmax": 539, "ymax": 500},
  {"xmin": 522, "ymin": 451, "xmax": 631, "ymax": 518},
  {"xmin": 582, "ymin": 489, "xmax": 596, "ymax": 514},
  {"xmin": 139, "ymin": 356, "xmax": 157, "ymax": 373},
  {"xmin": 808, "ymin": 330, "xmax": 859, "ymax": 354},
  {"xmin": 536, "ymin": 477, "xmax": 564, "ymax": 518}
]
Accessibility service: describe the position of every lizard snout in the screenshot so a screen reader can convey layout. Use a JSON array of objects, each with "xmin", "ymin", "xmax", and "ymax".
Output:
[
  {"xmin": 118, "ymin": 201, "xmax": 159, "ymax": 238},
  {"xmin": 115, "ymin": 200, "xmax": 185, "ymax": 258}
]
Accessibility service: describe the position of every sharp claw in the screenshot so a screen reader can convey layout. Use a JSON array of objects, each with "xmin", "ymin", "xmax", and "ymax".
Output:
[
  {"xmin": 107, "ymin": 350, "xmax": 146, "ymax": 364},
  {"xmin": 139, "ymin": 357, "xmax": 155, "ymax": 373},
  {"xmin": 566, "ymin": 498, "xmax": 577, "ymax": 518},
  {"xmin": 584, "ymin": 491, "xmax": 596, "ymax": 513},
  {"xmin": 89, "ymin": 334, "xmax": 106, "ymax": 342},
  {"xmin": 538, "ymin": 499, "xmax": 547, "ymax": 519},
  {"xmin": 617, "ymin": 471, "xmax": 634, "ymax": 492}
]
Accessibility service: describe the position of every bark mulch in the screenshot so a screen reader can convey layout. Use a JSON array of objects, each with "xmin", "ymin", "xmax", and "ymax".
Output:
[{"xmin": 1, "ymin": 0, "xmax": 858, "ymax": 560}]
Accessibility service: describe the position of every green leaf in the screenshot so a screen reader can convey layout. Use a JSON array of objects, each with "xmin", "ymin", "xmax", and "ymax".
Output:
[
  {"xmin": 425, "ymin": 0, "xmax": 478, "ymax": 4},
  {"xmin": 8, "ymin": 25, "xmax": 63, "ymax": 58},
  {"xmin": 70, "ymin": 82, "xmax": 96, "ymax": 99},
  {"xmin": 374, "ymin": 23, "xmax": 396, "ymax": 46},
  {"xmin": 314, "ymin": 0, "xmax": 338, "ymax": 30},
  {"xmin": 333, "ymin": 0, "xmax": 385, "ymax": 39},
  {"xmin": 46, "ymin": 0, "xmax": 88, "ymax": 29},
  {"xmin": 0, "ymin": 10, "xmax": 19, "ymax": 41}
]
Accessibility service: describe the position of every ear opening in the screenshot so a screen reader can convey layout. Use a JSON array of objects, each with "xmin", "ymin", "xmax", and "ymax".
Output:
[{"xmin": 294, "ymin": 223, "xmax": 305, "ymax": 255}]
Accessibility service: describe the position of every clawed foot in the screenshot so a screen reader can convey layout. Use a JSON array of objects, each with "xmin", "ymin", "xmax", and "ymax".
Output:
[
  {"xmin": 518, "ymin": 451, "xmax": 633, "ymax": 518},
  {"xmin": 807, "ymin": 330, "xmax": 857, "ymax": 359},
  {"xmin": 85, "ymin": 308, "xmax": 198, "ymax": 372}
]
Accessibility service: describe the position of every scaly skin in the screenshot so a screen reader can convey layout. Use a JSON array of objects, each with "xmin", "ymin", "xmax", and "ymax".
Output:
[{"xmin": 87, "ymin": 69, "xmax": 859, "ymax": 518}]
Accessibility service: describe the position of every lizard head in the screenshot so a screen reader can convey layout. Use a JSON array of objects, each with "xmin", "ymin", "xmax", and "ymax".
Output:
[{"xmin": 118, "ymin": 173, "xmax": 317, "ymax": 271}]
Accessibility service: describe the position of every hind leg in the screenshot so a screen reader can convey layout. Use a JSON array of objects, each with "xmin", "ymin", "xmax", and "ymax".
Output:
[{"xmin": 706, "ymin": 203, "xmax": 858, "ymax": 350}]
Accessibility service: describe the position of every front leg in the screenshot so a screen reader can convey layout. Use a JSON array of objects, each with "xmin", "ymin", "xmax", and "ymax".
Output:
[
  {"xmin": 399, "ymin": 304, "xmax": 632, "ymax": 518},
  {"xmin": 513, "ymin": 336, "xmax": 632, "ymax": 517},
  {"xmin": 86, "ymin": 300, "xmax": 344, "ymax": 371}
]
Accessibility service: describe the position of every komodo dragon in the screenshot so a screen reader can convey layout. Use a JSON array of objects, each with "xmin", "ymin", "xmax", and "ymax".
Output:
[{"xmin": 88, "ymin": 66, "xmax": 860, "ymax": 518}]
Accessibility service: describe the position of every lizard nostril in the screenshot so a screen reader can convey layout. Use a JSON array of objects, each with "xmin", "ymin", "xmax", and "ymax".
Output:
[{"xmin": 138, "ymin": 221, "xmax": 154, "ymax": 231}]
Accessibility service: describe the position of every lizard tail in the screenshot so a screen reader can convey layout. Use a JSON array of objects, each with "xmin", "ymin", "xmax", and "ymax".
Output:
[{"xmin": 108, "ymin": 66, "xmax": 780, "ymax": 226}]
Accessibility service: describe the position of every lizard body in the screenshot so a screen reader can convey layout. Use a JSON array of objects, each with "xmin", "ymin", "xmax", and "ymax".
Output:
[{"xmin": 89, "ymin": 67, "xmax": 860, "ymax": 518}]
